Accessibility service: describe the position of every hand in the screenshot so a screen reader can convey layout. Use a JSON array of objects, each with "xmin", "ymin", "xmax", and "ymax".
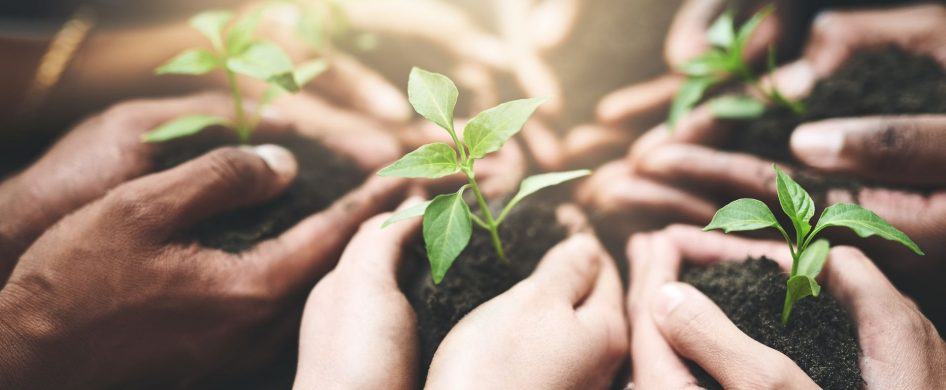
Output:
[
  {"xmin": 426, "ymin": 233, "xmax": 628, "ymax": 389},
  {"xmin": 0, "ymin": 94, "xmax": 248, "ymax": 280},
  {"xmin": 294, "ymin": 198, "xmax": 424, "ymax": 390},
  {"xmin": 0, "ymin": 145, "xmax": 406, "ymax": 388},
  {"xmin": 626, "ymin": 225, "xmax": 946, "ymax": 389}
]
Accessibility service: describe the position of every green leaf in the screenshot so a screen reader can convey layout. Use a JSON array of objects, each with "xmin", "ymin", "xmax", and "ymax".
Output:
[
  {"xmin": 298, "ymin": 5, "xmax": 328, "ymax": 51},
  {"xmin": 710, "ymin": 95, "xmax": 765, "ymax": 119},
  {"xmin": 294, "ymin": 59, "xmax": 329, "ymax": 87},
  {"xmin": 424, "ymin": 190, "xmax": 473, "ymax": 284},
  {"xmin": 156, "ymin": 49, "xmax": 219, "ymax": 75},
  {"xmin": 141, "ymin": 115, "xmax": 230, "ymax": 143},
  {"xmin": 382, "ymin": 200, "xmax": 432, "ymax": 228},
  {"xmin": 500, "ymin": 170, "xmax": 591, "ymax": 222},
  {"xmin": 783, "ymin": 274, "xmax": 821, "ymax": 324},
  {"xmin": 774, "ymin": 165, "xmax": 815, "ymax": 240},
  {"xmin": 377, "ymin": 143, "xmax": 460, "ymax": 178},
  {"xmin": 226, "ymin": 8, "xmax": 264, "ymax": 55},
  {"xmin": 408, "ymin": 67, "xmax": 459, "ymax": 135},
  {"xmin": 668, "ymin": 77, "xmax": 717, "ymax": 129},
  {"xmin": 226, "ymin": 42, "xmax": 299, "ymax": 92},
  {"xmin": 734, "ymin": 6, "xmax": 772, "ymax": 57},
  {"xmin": 813, "ymin": 203, "xmax": 924, "ymax": 255},
  {"xmin": 706, "ymin": 10, "xmax": 735, "ymax": 49},
  {"xmin": 797, "ymin": 239, "xmax": 830, "ymax": 279},
  {"xmin": 678, "ymin": 50, "xmax": 732, "ymax": 77},
  {"xmin": 190, "ymin": 10, "xmax": 233, "ymax": 51},
  {"xmin": 464, "ymin": 98, "xmax": 545, "ymax": 159},
  {"xmin": 704, "ymin": 198, "xmax": 781, "ymax": 233}
]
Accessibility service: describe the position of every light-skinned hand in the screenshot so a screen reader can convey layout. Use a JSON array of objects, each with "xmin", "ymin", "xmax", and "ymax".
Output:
[
  {"xmin": 626, "ymin": 225, "xmax": 946, "ymax": 389},
  {"xmin": 426, "ymin": 233, "xmax": 628, "ymax": 390}
]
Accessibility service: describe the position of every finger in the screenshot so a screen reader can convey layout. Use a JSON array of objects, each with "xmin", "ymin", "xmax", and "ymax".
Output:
[
  {"xmin": 103, "ymin": 145, "xmax": 297, "ymax": 241},
  {"xmin": 661, "ymin": 225, "xmax": 793, "ymax": 270},
  {"xmin": 758, "ymin": 59, "xmax": 817, "ymax": 100},
  {"xmin": 335, "ymin": 197, "xmax": 425, "ymax": 285},
  {"xmin": 529, "ymin": 233, "xmax": 603, "ymax": 305},
  {"xmin": 804, "ymin": 6, "xmax": 946, "ymax": 75},
  {"xmin": 596, "ymin": 74, "xmax": 682, "ymax": 127},
  {"xmin": 636, "ymin": 144, "xmax": 780, "ymax": 202},
  {"xmin": 665, "ymin": 0, "xmax": 726, "ymax": 67},
  {"xmin": 245, "ymin": 176, "xmax": 407, "ymax": 296},
  {"xmin": 563, "ymin": 124, "xmax": 636, "ymax": 169},
  {"xmin": 652, "ymin": 282, "xmax": 819, "ymax": 389},
  {"xmin": 627, "ymin": 105, "xmax": 732, "ymax": 166},
  {"xmin": 791, "ymin": 116, "xmax": 946, "ymax": 185},
  {"xmin": 574, "ymin": 240, "xmax": 629, "ymax": 379},
  {"xmin": 345, "ymin": 0, "xmax": 509, "ymax": 68},
  {"xmin": 528, "ymin": 0, "xmax": 580, "ymax": 50},
  {"xmin": 521, "ymin": 120, "xmax": 565, "ymax": 171},
  {"xmin": 625, "ymin": 234, "xmax": 696, "ymax": 388},
  {"xmin": 308, "ymin": 52, "xmax": 411, "ymax": 123},
  {"xmin": 577, "ymin": 161, "xmax": 718, "ymax": 225},
  {"xmin": 499, "ymin": 0, "xmax": 564, "ymax": 116},
  {"xmin": 270, "ymin": 93, "xmax": 401, "ymax": 171}
]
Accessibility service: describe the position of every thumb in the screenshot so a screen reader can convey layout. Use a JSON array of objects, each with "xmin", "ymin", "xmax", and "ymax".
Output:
[
  {"xmin": 103, "ymin": 145, "xmax": 297, "ymax": 240},
  {"xmin": 791, "ymin": 115, "xmax": 946, "ymax": 185},
  {"xmin": 651, "ymin": 282, "xmax": 817, "ymax": 389}
]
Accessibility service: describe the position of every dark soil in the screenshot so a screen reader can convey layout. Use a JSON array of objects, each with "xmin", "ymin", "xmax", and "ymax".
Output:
[
  {"xmin": 723, "ymin": 46, "xmax": 946, "ymax": 196},
  {"xmin": 681, "ymin": 258, "xmax": 861, "ymax": 390},
  {"xmin": 154, "ymin": 132, "xmax": 365, "ymax": 252},
  {"xmin": 405, "ymin": 193, "xmax": 567, "ymax": 385}
]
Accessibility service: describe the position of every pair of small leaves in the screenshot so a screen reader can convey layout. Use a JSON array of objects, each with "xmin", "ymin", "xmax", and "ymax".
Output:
[
  {"xmin": 705, "ymin": 165, "xmax": 923, "ymax": 322},
  {"xmin": 405, "ymin": 67, "xmax": 544, "ymax": 159},
  {"xmin": 705, "ymin": 165, "xmax": 922, "ymax": 255},
  {"xmin": 159, "ymin": 9, "xmax": 300, "ymax": 92},
  {"xmin": 669, "ymin": 7, "xmax": 772, "ymax": 128},
  {"xmin": 381, "ymin": 170, "xmax": 590, "ymax": 283}
]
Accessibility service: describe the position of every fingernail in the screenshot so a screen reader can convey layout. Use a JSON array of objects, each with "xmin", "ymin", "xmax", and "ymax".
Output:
[
  {"xmin": 768, "ymin": 61, "xmax": 815, "ymax": 98},
  {"xmin": 653, "ymin": 283, "xmax": 686, "ymax": 320},
  {"xmin": 250, "ymin": 144, "xmax": 298, "ymax": 181},
  {"xmin": 790, "ymin": 123, "xmax": 844, "ymax": 168}
]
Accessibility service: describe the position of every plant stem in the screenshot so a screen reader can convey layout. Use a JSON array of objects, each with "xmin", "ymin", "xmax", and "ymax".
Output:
[
  {"xmin": 226, "ymin": 68, "xmax": 251, "ymax": 144},
  {"xmin": 465, "ymin": 171, "xmax": 507, "ymax": 263}
]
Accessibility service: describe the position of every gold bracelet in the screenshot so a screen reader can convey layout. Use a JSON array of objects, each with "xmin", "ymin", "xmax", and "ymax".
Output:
[{"xmin": 21, "ymin": 6, "xmax": 97, "ymax": 115}]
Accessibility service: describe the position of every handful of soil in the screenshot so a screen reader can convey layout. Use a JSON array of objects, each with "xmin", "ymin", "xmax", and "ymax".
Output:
[{"xmin": 681, "ymin": 258, "xmax": 862, "ymax": 390}]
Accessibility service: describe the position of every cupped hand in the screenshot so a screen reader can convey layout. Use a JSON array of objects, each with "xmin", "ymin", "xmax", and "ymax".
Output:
[
  {"xmin": 0, "ymin": 94, "xmax": 245, "ymax": 279},
  {"xmin": 426, "ymin": 233, "xmax": 628, "ymax": 390},
  {"xmin": 626, "ymin": 225, "xmax": 946, "ymax": 389},
  {"xmin": 0, "ymin": 145, "xmax": 406, "ymax": 389},
  {"xmin": 294, "ymin": 197, "xmax": 425, "ymax": 390}
]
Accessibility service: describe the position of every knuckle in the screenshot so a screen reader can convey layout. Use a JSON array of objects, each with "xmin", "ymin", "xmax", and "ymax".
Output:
[
  {"xmin": 104, "ymin": 186, "xmax": 162, "ymax": 224},
  {"xmin": 860, "ymin": 120, "xmax": 915, "ymax": 166}
]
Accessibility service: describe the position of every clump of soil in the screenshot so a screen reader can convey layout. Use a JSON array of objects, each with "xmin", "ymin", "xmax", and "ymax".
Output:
[
  {"xmin": 405, "ymin": 193, "xmax": 567, "ymax": 384},
  {"xmin": 681, "ymin": 258, "xmax": 861, "ymax": 390},
  {"xmin": 725, "ymin": 46, "xmax": 946, "ymax": 164},
  {"xmin": 154, "ymin": 132, "xmax": 365, "ymax": 252}
]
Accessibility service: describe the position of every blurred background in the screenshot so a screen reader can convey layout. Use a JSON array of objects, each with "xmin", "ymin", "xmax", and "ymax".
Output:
[{"xmin": 0, "ymin": 0, "xmax": 685, "ymax": 176}]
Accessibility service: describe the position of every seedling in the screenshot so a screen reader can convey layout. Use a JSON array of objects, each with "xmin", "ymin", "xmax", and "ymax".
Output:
[
  {"xmin": 142, "ymin": 6, "xmax": 328, "ymax": 144},
  {"xmin": 705, "ymin": 165, "xmax": 923, "ymax": 324},
  {"xmin": 668, "ymin": 6, "xmax": 805, "ymax": 128},
  {"xmin": 379, "ymin": 67, "xmax": 590, "ymax": 284}
]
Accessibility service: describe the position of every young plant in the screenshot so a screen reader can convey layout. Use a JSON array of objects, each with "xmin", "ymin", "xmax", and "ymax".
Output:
[
  {"xmin": 704, "ymin": 165, "xmax": 923, "ymax": 324},
  {"xmin": 668, "ymin": 6, "xmax": 805, "ymax": 128},
  {"xmin": 379, "ymin": 67, "xmax": 590, "ymax": 284},
  {"xmin": 142, "ymin": 6, "xmax": 328, "ymax": 144}
]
